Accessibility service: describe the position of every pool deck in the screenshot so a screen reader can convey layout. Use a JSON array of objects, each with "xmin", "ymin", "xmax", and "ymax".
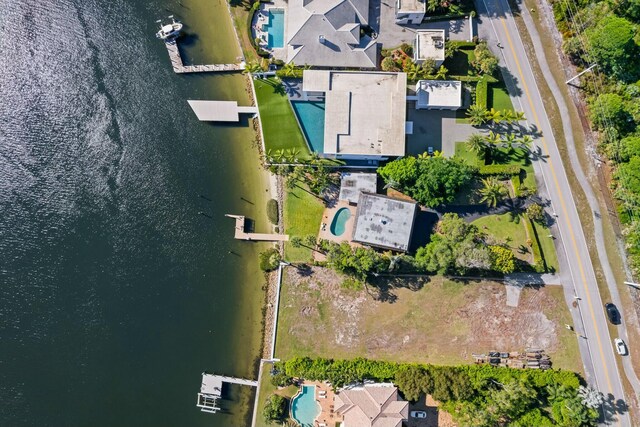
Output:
[
  {"xmin": 317, "ymin": 201, "xmax": 356, "ymax": 245},
  {"xmin": 305, "ymin": 381, "xmax": 342, "ymax": 427},
  {"xmin": 252, "ymin": 3, "xmax": 288, "ymax": 61}
]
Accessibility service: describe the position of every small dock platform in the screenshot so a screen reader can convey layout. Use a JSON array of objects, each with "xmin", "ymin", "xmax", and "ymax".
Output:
[
  {"xmin": 197, "ymin": 373, "xmax": 259, "ymax": 413},
  {"xmin": 226, "ymin": 214, "xmax": 289, "ymax": 242},
  {"xmin": 164, "ymin": 40, "xmax": 244, "ymax": 74},
  {"xmin": 188, "ymin": 100, "xmax": 257, "ymax": 122}
]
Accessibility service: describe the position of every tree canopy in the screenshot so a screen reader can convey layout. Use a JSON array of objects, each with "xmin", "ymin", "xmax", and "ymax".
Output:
[
  {"xmin": 378, "ymin": 157, "xmax": 475, "ymax": 207},
  {"xmin": 586, "ymin": 15, "xmax": 640, "ymax": 81},
  {"xmin": 262, "ymin": 394, "xmax": 287, "ymax": 424}
]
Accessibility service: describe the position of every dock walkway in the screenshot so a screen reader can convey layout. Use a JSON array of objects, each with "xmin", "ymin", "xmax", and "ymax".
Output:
[
  {"xmin": 164, "ymin": 41, "xmax": 244, "ymax": 74},
  {"xmin": 226, "ymin": 214, "xmax": 289, "ymax": 242},
  {"xmin": 197, "ymin": 373, "xmax": 258, "ymax": 413}
]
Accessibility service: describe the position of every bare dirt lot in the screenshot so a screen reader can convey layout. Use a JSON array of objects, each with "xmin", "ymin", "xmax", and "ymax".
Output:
[{"xmin": 275, "ymin": 266, "xmax": 581, "ymax": 373}]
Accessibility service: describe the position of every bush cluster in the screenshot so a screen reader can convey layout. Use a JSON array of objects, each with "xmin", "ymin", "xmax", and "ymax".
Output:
[{"xmin": 267, "ymin": 199, "xmax": 278, "ymax": 224}]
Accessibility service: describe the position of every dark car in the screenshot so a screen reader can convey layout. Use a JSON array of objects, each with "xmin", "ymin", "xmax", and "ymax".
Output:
[{"xmin": 605, "ymin": 303, "xmax": 621, "ymax": 325}]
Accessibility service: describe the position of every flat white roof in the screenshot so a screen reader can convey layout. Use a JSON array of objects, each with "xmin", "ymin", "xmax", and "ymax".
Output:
[
  {"xmin": 339, "ymin": 173, "xmax": 377, "ymax": 204},
  {"xmin": 397, "ymin": 0, "xmax": 426, "ymax": 13},
  {"xmin": 352, "ymin": 193, "xmax": 417, "ymax": 252},
  {"xmin": 415, "ymin": 30, "xmax": 445, "ymax": 62},
  {"xmin": 187, "ymin": 100, "xmax": 257, "ymax": 122},
  {"xmin": 303, "ymin": 70, "xmax": 407, "ymax": 157},
  {"xmin": 416, "ymin": 80, "xmax": 462, "ymax": 108}
]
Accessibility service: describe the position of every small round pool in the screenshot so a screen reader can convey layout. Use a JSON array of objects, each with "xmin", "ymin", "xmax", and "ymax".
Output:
[{"xmin": 330, "ymin": 207, "xmax": 351, "ymax": 236}]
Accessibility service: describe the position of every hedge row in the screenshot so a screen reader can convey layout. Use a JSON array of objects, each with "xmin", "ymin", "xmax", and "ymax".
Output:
[
  {"xmin": 246, "ymin": 2, "xmax": 271, "ymax": 58},
  {"xmin": 446, "ymin": 40, "xmax": 477, "ymax": 49},
  {"xmin": 478, "ymin": 164, "xmax": 521, "ymax": 176},
  {"xmin": 476, "ymin": 78, "xmax": 489, "ymax": 108},
  {"xmin": 275, "ymin": 69, "xmax": 304, "ymax": 78},
  {"xmin": 524, "ymin": 215, "xmax": 546, "ymax": 273},
  {"xmin": 278, "ymin": 357, "xmax": 581, "ymax": 391}
]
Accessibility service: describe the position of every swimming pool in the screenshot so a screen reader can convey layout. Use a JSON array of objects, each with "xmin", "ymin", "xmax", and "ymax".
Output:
[
  {"xmin": 291, "ymin": 101, "xmax": 325, "ymax": 153},
  {"xmin": 330, "ymin": 208, "xmax": 351, "ymax": 236},
  {"xmin": 291, "ymin": 385, "xmax": 320, "ymax": 427},
  {"xmin": 266, "ymin": 10, "xmax": 285, "ymax": 49}
]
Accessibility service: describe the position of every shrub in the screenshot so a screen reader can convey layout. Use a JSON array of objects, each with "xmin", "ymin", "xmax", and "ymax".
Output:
[
  {"xmin": 489, "ymin": 245, "xmax": 516, "ymax": 274},
  {"xmin": 400, "ymin": 43, "xmax": 413, "ymax": 57},
  {"xmin": 478, "ymin": 164, "xmax": 521, "ymax": 177},
  {"xmin": 475, "ymin": 78, "xmax": 489, "ymax": 109},
  {"xmin": 381, "ymin": 57, "xmax": 398, "ymax": 72},
  {"xmin": 259, "ymin": 248, "xmax": 281, "ymax": 271},
  {"xmin": 262, "ymin": 394, "xmax": 287, "ymax": 424},
  {"xmin": 446, "ymin": 40, "xmax": 477, "ymax": 49},
  {"xmin": 275, "ymin": 69, "xmax": 304, "ymax": 78},
  {"xmin": 270, "ymin": 371, "xmax": 293, "ymax": 387},
  {"xmin": 526, "ymin": 203, "xmax": 544, "ymax": 223},
  {"xmin": 267, "ymin": 199, "xmax": 279, "ymax": 224}
]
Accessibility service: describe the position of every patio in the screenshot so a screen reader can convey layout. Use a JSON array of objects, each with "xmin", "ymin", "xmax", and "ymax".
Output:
[
  {"xmin": 251, "ymin": 2, "xmax": 288, "ymax": 61},
  {"xmin": 317, "ymin": 201, "xmax": 357, "ymax": 244},
  {"xmin": 307, "ymin": 381, "xmax": 342, "ymax": 427}
]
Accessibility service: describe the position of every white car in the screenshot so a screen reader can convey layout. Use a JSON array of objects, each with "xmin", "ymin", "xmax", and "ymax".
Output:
[
  {"xmin": 410, "ymin": 411, "xmax": 427, "ymax": 418},
  {"xmin": 615, "ymin": 338, "xmax": 628, "ymax": 356}
]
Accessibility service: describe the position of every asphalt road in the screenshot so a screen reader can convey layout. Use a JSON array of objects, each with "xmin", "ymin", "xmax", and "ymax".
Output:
[{"xmin": 475, "ymin": 0, "xmax": 631, "ymax": 424}]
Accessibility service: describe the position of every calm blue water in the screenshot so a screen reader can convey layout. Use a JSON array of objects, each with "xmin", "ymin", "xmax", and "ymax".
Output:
[
  {"xmin": 266, "ymin": 10, "xmax": 285, "ymax": 49},
  {"xmin": 291, "ymin": 385, "xmax": 320, "ymax": 427},
  {"xmin": 291, "ymin": 101, "xmax": 325, "ymax": 153},
  {"xmin": 330, "ymin": 208, "xmax": 351, "ymax": 236}
]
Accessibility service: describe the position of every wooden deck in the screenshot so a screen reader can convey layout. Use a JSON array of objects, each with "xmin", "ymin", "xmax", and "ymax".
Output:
[
  {"xmin": 164, "ymin": 41, "xmax": 244, "ymax": 74},
  {"xmin": 226, "ymin": 214, "xmax": 289, "ymax": 242}
]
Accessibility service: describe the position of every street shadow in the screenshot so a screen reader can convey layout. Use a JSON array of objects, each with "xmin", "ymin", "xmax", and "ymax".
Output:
[
  {"xmin": 497, "ymin": 66, "xmax": 524, "ymax": 98},
  {"xmin": 601, "ymin": 393, "xmax": 629, "ymax": 424}
]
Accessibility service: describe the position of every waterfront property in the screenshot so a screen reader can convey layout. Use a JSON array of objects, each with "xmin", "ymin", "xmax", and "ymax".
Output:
[
  {"xmin": 290, "ymin": 385, "xmax": 321, "ymax": 426},
  {"xmin": 352, "ymin": 193, "xmax": 417, "ymax": 252},
  {"xmin": 285, "ymin": 0, "xmax": 377, "ymax": 68},
  {"xmin": 302, "ymin": 70, "xmax": 408, "ymax": 160},
  {"xmin": 162, "ymin": 40, "xmax": 244, "ymax": 73},
  {"xmin": 414, "ymin": 30, "xmax": 445, "ymax": 66},
  {"xmin": 335, "ymin": 383, "xmax": 408, "ymax": 427},
  {"xmin": 415, "ymin": 80, "xmax": 462, "ymax": 110},
  {"xmin": 290, "ymin": 101, "xmax": 325, "ymax": 153},
  {"xmin": 318, "ymin": 201, "xmax": 357, "ymax": 245}
]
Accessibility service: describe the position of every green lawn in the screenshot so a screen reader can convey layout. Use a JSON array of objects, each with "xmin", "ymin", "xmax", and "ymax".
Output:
[
  {"xmin": 254, "ymin": 78, "xmax": 311, "ymax": 159},
  {"xmin": 444, "ymin": 47, "xmax": 476, "ymax": 76},
  {"xmin": 533, "ymin": 221, "xmax": 560, "ymax": 273},
  {"xmin": 488, "ymin": 82, "xmax": 514, "ymax": 111},
  {"xmin": 472, "ymin": 214, "xmax": 531, "ymax": 261},
  {"xmin": 283, "ymin": 185, "xmax": 325, "ymax": 262},
  {"xmin": 455, "ymin": 140, "xmax": 482, "ymax": 167},
  {"xmin": 255, "ymin": 361, "xmax": 298, "ymax": 427}
]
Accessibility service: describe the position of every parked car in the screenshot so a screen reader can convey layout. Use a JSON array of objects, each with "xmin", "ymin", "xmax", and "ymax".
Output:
[
  {"xmin": 605, "ymin": 302, "xmax": 621, "ymax": 325},
  {"xmin": 410, "ymin": 411, "xmax": 427, "ymax": 418},
  {"xmin": 614, "ymin": 338, "xmax": 628, "ymax": 356},
  {"xmin": 427, "ymin": 146, "xmax": 434, "ymax": 156}
]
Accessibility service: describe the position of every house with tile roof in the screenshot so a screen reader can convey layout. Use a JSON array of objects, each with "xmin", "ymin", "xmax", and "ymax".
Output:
[
  {"xmin": 286, "ymin": 0, "xmax": 377, "ymax": 68},
  {"xmin": 334, "ymin": 383, "xmax": 409, "ymax": 427}
]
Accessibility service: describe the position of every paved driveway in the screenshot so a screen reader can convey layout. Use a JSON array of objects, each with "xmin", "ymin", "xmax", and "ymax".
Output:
[{"xmin": 406, "ymin": 106, "xmax": 477, "ymax": 156}]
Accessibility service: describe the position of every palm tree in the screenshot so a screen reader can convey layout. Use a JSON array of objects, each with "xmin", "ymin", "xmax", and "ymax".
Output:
[
  {"xmin": 285, "ymin": 148, "xmax": 301, "ymax": 163},
  {"xmin": 484, "ymin": 130, "xmax": 502, "ymax": 146},
  {"xmin": 503, "ymin": 109, "xmax": 515, "ymax": 124},
  {"xmin": 404, "ymin": 60, "xmax": 422, "ymax": 82},
  {"xmin": 435, "ymin": 65, "xmax": 448, "ymax": 80},
  {"xmin": 466, "ymin": 104, "xmax": 488, "ymax": 126},
  {"xmin": 514, "ymin": 110, "xmax": 526, "ymax": 121},
  {"xmin": 518, "ymin": 134, "xmax": 534, "ymax": 150},
  {"xmin": 283, "ymin": 61, "xmax": 297, "ymax": 77},
  {"xmin": 487, "ymin": 108, "xmax": 503, "ymax": 124},
  {"xmin": 243, "ymin": 61, "xmax": 263, "ymax": 74},
  {"xmin": 478, "ymin": 177, "xmax": 508, "ymax": 207},
  {"xmin": 418, "ymin": 151, "xmax": 430, "ymax": 159},
  {"xmin": 265, "ymin": 148, "xmax": 276, "ymax": 164},
  {"xmin": 502, "ymin": 133, "xmax": 518, "ymax": 153},
  {"xmin": 466, "ymin": 133, "xmax": 486, "ymax": 154},
  {"xmin": 383, "ymin": 178, "xmax": 401, "ymax": 191},
  {"xmin": 274, "ymin": 149, "xmax": 286, "ymax": 163}
]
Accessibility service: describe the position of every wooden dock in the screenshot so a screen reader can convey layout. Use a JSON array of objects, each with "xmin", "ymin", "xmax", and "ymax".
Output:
[
  {"xmin": 164, "ymin": 41, "xmax": 244, "ymax": 74},
  {"xmin": 197, "ymin": 373, "xmax": 258, "ymax": 413},
  {"xmin": 226, "ymin": 214, "xmax": 289, "ymax": 242}
]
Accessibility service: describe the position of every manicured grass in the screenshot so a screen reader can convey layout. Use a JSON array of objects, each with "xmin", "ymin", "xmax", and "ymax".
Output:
[
  {"xmin": 488, "ymin": 82, "xmax": 514, "ymax": 111},
  {"xmin": 455, "ymin": 140, "xmax": 482, "ymax": 167},
  {"xmin": 533, "ymin": 221, "xmax": 560, "ymax": 273},
  {"xmin": 472, "ymin": 214, "xmax": 531, "ymax": 262},
  {"xmin": 255, "ymin": 361, "xmax": 298, "ymax": 427},
  {"xmin": 276, "ymin": 269, "xmax": 581, "ymax": 371},
  {"xmin": 444, "ymin": 48, "xmax": 476, "ymax": 76},
  {"xmin": 254, "ymin": 78, "xmax": 311, "ymax": 159},
  {"xmin": 283, "ymin": 185, "xmax": 324, "ymax": 262}
]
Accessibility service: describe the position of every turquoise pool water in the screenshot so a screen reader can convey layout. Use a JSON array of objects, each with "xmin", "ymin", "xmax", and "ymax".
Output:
[
  {"xmin": 291, "ymin": 385, "xmax": 320, "ymax": 427},
  {"xmin": 330, "ymin": 208, "xmax": 351, "ymax": 236},
  {"xmin": 291, "ymin": 101, "xmax": 325, "ymax": 153},
  {"xmin": 266, "ymin": 10, "xmax": 285, "ymax": 49}
]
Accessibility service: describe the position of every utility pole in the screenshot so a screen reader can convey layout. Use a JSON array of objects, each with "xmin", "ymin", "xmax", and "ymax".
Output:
[
  {"xmin": 624, "ymin": 281, "xmax": 640, "ymax": 289},
  {"xmin": 566, "ymin": 64, "xmax": 598, "ymax": 84}
]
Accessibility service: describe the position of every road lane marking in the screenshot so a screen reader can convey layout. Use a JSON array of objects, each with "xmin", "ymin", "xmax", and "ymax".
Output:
[{"xmin": 494, "ymin": 1, "xmax": 616, "ymax": 394}]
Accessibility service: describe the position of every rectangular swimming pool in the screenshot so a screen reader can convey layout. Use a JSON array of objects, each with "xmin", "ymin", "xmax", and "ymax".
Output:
[
  {"xmin": 266, "ymin": 10, "xmax": 285, "ymax": 49},
  {"xmin": 291, "ymin": 101, "xmax": 325, "ymax": 153}
]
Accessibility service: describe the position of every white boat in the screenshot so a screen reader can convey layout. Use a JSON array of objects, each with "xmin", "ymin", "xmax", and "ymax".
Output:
[{"xmin": 155, "ymin": 16, "xmax": 183, "ymax": 40}]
